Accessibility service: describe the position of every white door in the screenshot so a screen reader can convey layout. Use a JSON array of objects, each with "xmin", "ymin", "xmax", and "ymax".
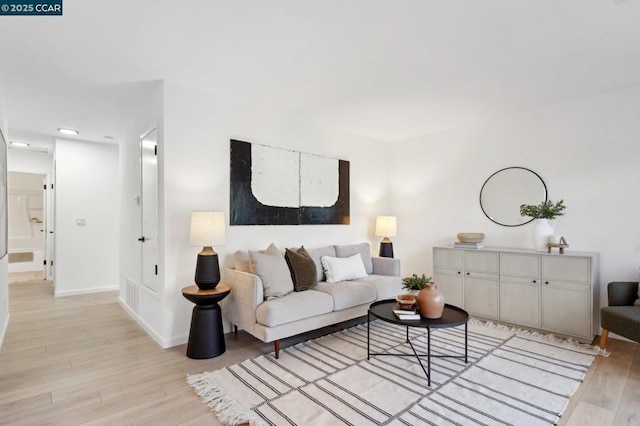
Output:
[{"xmin": 141, "ymin": 128, "xmax": 159, "ymax": 292}]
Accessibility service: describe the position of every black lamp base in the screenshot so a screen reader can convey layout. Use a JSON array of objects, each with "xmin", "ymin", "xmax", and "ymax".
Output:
[
  {"xmin": 195, "ymin": 251, "xmax": 221, "ymax": 290},
  {"xmin": 379, "ymin": 241, "xmax": 394, "ymax": 258}
]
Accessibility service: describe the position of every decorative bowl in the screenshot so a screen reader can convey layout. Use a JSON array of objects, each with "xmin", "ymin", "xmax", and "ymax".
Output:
[
  {"xmin": 457, "ymin": 232, "xmax": 485, "ymax": 243},
  {"xmin": 396, "ymin": 294, "xmax": 416, "ymax": 309}
]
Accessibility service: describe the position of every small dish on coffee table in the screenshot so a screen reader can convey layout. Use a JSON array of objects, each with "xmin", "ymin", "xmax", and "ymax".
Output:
[{"xmin": 396, "ymin": 294, "xmax": 416, "ymax": 310}]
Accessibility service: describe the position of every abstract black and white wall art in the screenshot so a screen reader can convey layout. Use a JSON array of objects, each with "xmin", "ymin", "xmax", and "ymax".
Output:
[{"xmin": 230, "ymin": 139, "xmax": 350, "ymax": 225}]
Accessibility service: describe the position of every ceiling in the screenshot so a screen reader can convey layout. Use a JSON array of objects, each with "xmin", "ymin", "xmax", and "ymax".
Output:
[{"xmin": 1, "ymin": 0, "xmax": 640, "ymax": 148}]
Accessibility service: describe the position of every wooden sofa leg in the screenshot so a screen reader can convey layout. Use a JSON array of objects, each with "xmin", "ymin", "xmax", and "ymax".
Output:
[
  {"xmin": 599, "ymin": 329, "xmax": 609, "ymax": 349},
  {"xmin": 274, "ymin": 340, "xmax": 280, "ymax": 359}
]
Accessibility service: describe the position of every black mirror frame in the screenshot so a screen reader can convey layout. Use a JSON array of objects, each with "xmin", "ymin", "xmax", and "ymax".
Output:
[{"xmin": 479, "ymin": 166, "xmax": 547, "ymax": 227}]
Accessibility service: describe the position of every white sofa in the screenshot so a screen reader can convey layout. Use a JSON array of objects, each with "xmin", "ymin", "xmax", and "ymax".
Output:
[{"xmin": 220, "ymin": 243, "xmax": 402, "ymax": 358}]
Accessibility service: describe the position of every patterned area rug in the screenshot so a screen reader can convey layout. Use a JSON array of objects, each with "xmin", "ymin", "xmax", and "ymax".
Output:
[{"xmin": 188, "ymin": 320, "xmax": 605, "ymax": 425}]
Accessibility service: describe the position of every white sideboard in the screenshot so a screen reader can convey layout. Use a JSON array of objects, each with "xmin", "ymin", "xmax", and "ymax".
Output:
[{"xmin": 433, "ymin": 246, "xmax": 599, "ymax": 341}]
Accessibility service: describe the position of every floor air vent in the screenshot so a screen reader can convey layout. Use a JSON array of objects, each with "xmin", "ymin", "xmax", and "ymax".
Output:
[{"xmin": 125, "ymin": 278, "xmax": 139, "ymax": 314}]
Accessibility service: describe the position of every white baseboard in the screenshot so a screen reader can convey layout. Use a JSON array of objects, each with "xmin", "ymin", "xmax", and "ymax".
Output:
[
  {"xmin": 55, "ymin": 285, "xmax": 119, "ymax": 297},
  {"xmin": 164, "ymin": 334, "xmax": 189, "ymax": 348},
  {"xmin": 118, "ymin": 297, "xmax": 188, "ymax": 349},
  {"xmin": 0, "ymin": 313, "xmax": 9, "ymax": 349}
]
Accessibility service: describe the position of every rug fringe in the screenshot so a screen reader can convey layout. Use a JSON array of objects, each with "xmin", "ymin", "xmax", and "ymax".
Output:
[
  {"xmin": 187, "ymin": 373, "xmax": 266, "ymax": 426},
  {"xmin": 469, "ymin": 318, "xmax": 609, "ymax": 357}
]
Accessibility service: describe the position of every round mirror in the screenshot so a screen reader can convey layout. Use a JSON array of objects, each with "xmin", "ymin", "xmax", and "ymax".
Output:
[{"xmin": 480, "ymin": 167, "xmax": 547, "ymax": 227}]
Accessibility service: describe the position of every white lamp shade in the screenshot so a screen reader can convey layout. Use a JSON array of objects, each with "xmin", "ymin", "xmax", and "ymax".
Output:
[
  {"xmin": 375, "ymin": 216, "xmax": 397, "ymax": 237},
  {"xmin": 190, "ymin": 212, "xmax": 226, "ymax": 246}
]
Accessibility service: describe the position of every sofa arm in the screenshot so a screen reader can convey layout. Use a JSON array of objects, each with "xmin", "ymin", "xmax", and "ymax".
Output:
[
  {"xmin": 220, "ymin": 268, "xmax": 264, "ymax": 333},
  {"xmin": 372, "ymin": 257, "xmax": 401, "ymax": 277},
  {"xmin": 607, "ymin": 282, "xmax": 639, "ymax": 306}
]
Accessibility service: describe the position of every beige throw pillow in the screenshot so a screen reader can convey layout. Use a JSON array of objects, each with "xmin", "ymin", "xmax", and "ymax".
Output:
[
  {"xmin": 233, "ymin": 251, "xmax": 251, "ymax": 272},
  {"xmin": 249, "ymin": 244, "xmax": 293, "ymax": 300}
]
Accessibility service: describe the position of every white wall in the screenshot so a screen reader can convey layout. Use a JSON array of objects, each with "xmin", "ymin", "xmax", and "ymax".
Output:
[
  {"xmin": 158, "ymin": 81, "xmax": 391, "ymax": 346},
  {"xmin": 117, "ymin": 81, "xmax": 163, "ymax": 344},
  {"xmin": 7, "ymin": 149, "xmax": 53, "ymax": 175},
  {"xmin": 55, "ymin": 139, "xmax": 119, "ymax": 296},
  {"xmin": 0, "ymin": 110, "xmax": 8, "ymax": 346},
  {"xmin": 390, "ymin": 86, "xmax": 640, "ymax": 325}
]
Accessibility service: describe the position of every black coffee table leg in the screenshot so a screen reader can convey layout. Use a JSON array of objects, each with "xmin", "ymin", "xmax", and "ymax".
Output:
[
  {"xmin": 187, "ymin": 304, "xmax": 225, "ymax": 359},
  {"xmin": 406, "ymin": 326, "xmax": 409, "ymax": 343},
  {"xmin": 465, "ymin": 322, "xmax": 468, "ymax": 363},
  {"xmin": 367, "ymin": 310, "xmax": 370, "ymax": 360},
  {"xmin": 427, "ymin": 327, "xmax": 431, "ymax": 387}
]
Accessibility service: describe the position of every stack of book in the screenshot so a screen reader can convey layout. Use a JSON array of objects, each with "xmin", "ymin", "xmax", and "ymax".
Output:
[
  {"xmin": 453, "ymin": 242, "xmax": 485, "ymax": 249},
  {"xmin": 393, "ymin": 308, "xmax": 421, "ymax": 320}
]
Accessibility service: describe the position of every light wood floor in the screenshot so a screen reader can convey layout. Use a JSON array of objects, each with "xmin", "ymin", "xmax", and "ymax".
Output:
[{"xmin": 0, "ymin": 280, "xmax": 638, "ymax": 425}]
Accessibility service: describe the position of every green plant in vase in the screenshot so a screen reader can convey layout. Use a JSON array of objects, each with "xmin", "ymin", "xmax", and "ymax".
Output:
[
  {"xmin": 520, "ymin": 199, "xmax": 567, "ymax": 251},
  {"xmin": 401, "ymin": 273, "xmax": 433, "ymax": 292},
  {"xmin": 519, "ymin": 199, "xmax": 566, "ymax": 219}
]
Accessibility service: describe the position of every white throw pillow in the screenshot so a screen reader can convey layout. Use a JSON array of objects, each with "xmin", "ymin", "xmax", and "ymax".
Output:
[
  {"xmin": 320, "ymin": 254, "xmax": 368, "ymax": 283},
  {"xmin": 249, "ymin": 246, "xmax": 294, "ymax": 300}
]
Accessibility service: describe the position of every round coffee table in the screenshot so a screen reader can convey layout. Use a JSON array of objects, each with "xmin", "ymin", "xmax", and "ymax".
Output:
[{"xmin": 367, "ymin": 299, "xmax": 469, "ymax": 386}]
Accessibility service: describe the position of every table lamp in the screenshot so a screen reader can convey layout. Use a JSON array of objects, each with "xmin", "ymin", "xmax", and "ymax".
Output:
[
  {"xmin": 375, "ymin": 216, "xmax": 397, "ymax": 258},
  {"xmin": 190, "ymin": 212, "xmax": 226, "ymax": 289}
]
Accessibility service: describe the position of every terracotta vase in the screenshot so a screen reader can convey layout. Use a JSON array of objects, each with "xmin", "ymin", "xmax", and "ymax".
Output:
[{"xmin": 418, "ymin": 283, "xmax": 445, "ymax": 319}]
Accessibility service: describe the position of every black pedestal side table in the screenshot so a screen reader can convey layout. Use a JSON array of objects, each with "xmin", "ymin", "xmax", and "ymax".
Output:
[{"xmin": 182, "ymin": 283, "xmax": 231, "ymax": 359}]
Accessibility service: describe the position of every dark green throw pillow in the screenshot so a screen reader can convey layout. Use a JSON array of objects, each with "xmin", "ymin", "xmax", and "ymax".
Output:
[{"xmin": 285, "ymin": 247, "xmax": 318, "ymax": 291}]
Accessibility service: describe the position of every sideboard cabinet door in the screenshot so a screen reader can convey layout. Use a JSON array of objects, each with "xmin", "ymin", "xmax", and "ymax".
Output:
[
  {"xmin": 433, "ymin": 248, "xmax": 464, "ymax": 307},
  {"xmin": 499, "ymin": 253, "xmax": 541, "ymax": 328},
  {"xmin": 541, "ymin": 255, "xmax": 592, "ymax": 339},
  {"xmin": 463, "ymin": 250, "xmax": 499, "ymax": 320}
]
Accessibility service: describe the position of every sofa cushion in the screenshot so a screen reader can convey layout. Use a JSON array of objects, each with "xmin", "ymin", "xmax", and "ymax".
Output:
[
  {"xmin": 285, "ymin": 247, "xmax": 317, "ymax": 291},
  {"xmin": 335, "ymin": 243, "xmax": 373, "ymax": 274},
  {"xmin": 356, "ymin": 274, "xmax": 404, "ymax": 301},
  {"xmin": 256, "ymin": 290, "xmax": 334, "ymax": 327},
  {"xmin": 249, "ymin": 249, "xmax": 294, "ymax": 300},
  {"xmin": 305, "ymin": 245, "xmax": 336, "ymax": 282},
  {"xmin": 315, "ymin": 281, "xmax": 377, "ymax": 311},
  {"xmin": 321, "ymin": 254, "xmax": 368, "ymax": 283}
]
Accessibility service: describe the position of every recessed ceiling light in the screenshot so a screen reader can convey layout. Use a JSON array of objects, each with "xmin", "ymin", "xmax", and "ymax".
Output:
[
  {"xmin": 10, "ymin": 141, "xmax": 29, "ymax": 148},
  {"xmin": 58, "ymin": 128, "xmax": 79, "ymax": 135}
]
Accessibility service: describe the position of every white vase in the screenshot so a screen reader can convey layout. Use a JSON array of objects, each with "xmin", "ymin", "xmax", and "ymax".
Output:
[{"xmin": 532, "ymin": 219, "xmax": 555, "ymax": 251}]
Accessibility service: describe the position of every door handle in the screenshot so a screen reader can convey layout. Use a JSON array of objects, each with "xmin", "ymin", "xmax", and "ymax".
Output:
[{"xmin": 138, "ymin": 236, "xmax": 146, "ymax": 242}]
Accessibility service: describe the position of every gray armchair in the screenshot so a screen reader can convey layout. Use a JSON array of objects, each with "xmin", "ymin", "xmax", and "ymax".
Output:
[{"xmin": 599, "ymin": 281, "xmax": 640, "ymax": 349}]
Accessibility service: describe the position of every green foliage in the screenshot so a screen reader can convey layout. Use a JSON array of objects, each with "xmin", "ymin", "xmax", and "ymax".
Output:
[
  {"xmin": 401, "ymin": 273, "xmax": 433, "ymax": 291},
  {"xmin": 520, "ymin": 199, "xmax": 566, "ymax": 219}
]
